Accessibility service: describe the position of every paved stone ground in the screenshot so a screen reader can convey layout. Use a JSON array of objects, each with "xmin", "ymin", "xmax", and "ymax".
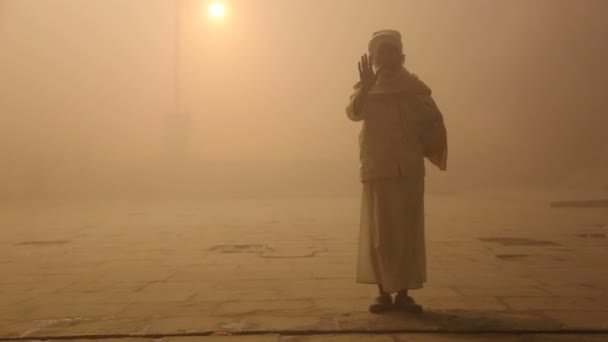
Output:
[
  {"xmin": 1, "ymin": 187, "xmax": 607, "ymax": 341},
  {"xmin": 11, "ymin": 334, "xmax": 608, "ymax": 341}
]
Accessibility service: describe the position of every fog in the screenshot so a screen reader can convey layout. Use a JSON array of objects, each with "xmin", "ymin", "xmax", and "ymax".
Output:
[{"xmin": 1, "ymin": 0, "xmax": 607, "ymax": 199}]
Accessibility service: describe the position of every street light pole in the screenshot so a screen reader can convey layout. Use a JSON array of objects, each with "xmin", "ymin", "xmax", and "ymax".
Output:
[
  {"xmin": 168, "ymin": 0, "xmax": 191, "ymax": 163},
  {"xmin": 174, "ymin": 0, "xmax": 181, "ymax": 124}
]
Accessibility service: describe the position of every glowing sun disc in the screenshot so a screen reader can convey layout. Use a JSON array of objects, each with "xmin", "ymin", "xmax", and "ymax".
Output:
[{"xmin": 208, "ymin": 2, "xmax": 226, "ymax": 19}]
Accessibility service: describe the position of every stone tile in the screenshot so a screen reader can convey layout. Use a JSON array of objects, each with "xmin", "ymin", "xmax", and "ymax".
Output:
[
  {"xmin": 199, "ymin": 288, "xmax": 282, "ymax": 302},
  {"xmin": 209, "ymin": 316, "xmax": 323, "ymax": 334},
  {"xmin": 393, "ymin": 334, "xmax": 608, "ymax": 342},
  {"xmin": 120, "ymin": 301, "xmax": 217, "ymax": 318},
  {"xmin": 207, "ymin": 269, "xmax": 313, "ymax": 281},
  {"xmin": 502, "ymin": 296, "xmax": 606, "ymax": 311},
  {"xmin": 130, "ymin": 282, "xmax": 202, "ymax": 302},
  {"xmin": 311, "ymin": 298, "xmax": 373, "ymax": 314},
  {"xmin": 531, "ymin": 335, "xmax": 608, "ymax": 342},
  {"xmin": 30, "ymin": 317, "xmax": 149, "ymax": 337},
  {"xmin": 167, "ymin": 268, "xmax": 240, "ymax": 282},
  {"xmin": 88, "ymin": 267, "xmax": 174, "ymax": 283},
  {"xmin": 542, "ymin": 310, "xmax": 608, "ymax": 330},
  {"xmin": 393, "ymin": 334, "xmax": 528, "ymax": 341},
  {"xmin": 3, "ymin": 275, "xmax": 76, "ymax": 293},
  {"xmin": 409, "ymin": 287, "xmax": 460, "ymax": 299},
  {"xmin": 2, "ymin": 194, "xmax": 608, "ymax": 337},
  {"xmin": 582, "ymin": 296, "xmax": 608, "ymax": 307},
  {"xmin": 162, "ymin": 336, "xmax": 280, "ymax": 342},
  {"xmin": 48, "ymin": 339, "xmax": 157, "ymax": 342},
  {"xmin": 128, "ymin": 315, "xmax": 242, "ymax": 335},
  {"xmin": 28, "ymin": 288, "xmax": 139, "ymax": 305},
  {"xmin": 276, "ymin": 279, "xmax": 370, "ymax": 299},
  {"xmin": 0, "ymin": 320, "xmax": 40, "ymax": 339},
  {"xmin": 17, "ymin": 301, "xmax": 129, "ymax": 321},
  {"xmin": 452, "ymin": 285, "xmax": 552, "ymax": 297},
  {"xmin": 0, "ymin": 300, "xmax": 39, "ymax": 320},
  {"xmin": 413, "ymin": 310, "xmax": 563, "ymax": 331},
  {"xmin": 531, "ymin": 334, "xmax": 608, "ymax": 342},
  {"xmin": 333, "ymin": 312, "xmax": 441, "ymax": 331},
  {"xmin": 281, "ymin": 334, "xmax": 395, "ymax": 342},
  {"xmin": 215, "ymin": 300, "xmax": 313, "ymax": 316},
  {"xmin": 417, "ymin": 296, "xmax": 509, "ymax": 311},
  {"xmin": 538, "ymin": 283, "xmax": 607, "ymax": 297}
]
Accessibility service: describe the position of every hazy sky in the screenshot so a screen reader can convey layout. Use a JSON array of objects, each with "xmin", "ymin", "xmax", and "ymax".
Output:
[{"xmin": 1, "ymin": 0, "xmax": 607, "ymax": 195}]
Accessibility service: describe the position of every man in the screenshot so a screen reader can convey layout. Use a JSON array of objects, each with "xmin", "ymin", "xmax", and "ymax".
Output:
[{"xmin": 346, "ymin": 30, "xmax": 447, "ymax": 313}]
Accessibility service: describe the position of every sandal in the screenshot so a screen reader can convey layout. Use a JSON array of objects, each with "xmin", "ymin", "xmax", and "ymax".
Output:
[
  {"xmin": 369, "ymin": 293, "xmax": 393, "ymax": 314},
  {"xmin": 394, "ymin": 293, "xmax": 423, "ymax": 313}
]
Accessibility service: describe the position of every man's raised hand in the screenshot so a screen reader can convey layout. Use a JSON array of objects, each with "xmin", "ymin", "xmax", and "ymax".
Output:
[{"xmin": 358, "ymin": 54, "xmax": 376, "ymax": 92}]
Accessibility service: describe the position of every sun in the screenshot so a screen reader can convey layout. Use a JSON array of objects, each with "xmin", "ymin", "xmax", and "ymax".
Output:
[{"xmin": 208, "ymin": 1, "xmax": 226, "ymax": 20}]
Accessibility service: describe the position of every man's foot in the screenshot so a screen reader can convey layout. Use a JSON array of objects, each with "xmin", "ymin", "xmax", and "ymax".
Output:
[
  {"xmin": 394, "ymin": 292, "xmax": 423, "ymax": 313},
  {"xmin": 369, "ymin": 293, "xmax": 393, "ymax": 314}
]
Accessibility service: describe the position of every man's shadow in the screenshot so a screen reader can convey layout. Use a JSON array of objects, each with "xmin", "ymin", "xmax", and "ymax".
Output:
[{"xmin": 330, "ymin": 309, "xmax": 564, "ymax": 333}]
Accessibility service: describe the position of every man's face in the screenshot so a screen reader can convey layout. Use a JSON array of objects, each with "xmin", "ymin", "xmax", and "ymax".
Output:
[{"xmin": 373, "ymin": 43, "xmax": 403, "ymax": 71}]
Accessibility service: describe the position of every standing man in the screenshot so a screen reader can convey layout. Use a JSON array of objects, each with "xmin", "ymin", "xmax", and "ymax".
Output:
[{"xmin": 346, "ymin": 30, "xmax": 447, "ymax": 313}]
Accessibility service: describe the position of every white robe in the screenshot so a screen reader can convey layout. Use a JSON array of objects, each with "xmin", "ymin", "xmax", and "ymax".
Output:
[
  {"xmin": 356, "ymin": 175, "xmax": 426, "ymax": 292},
  {"xmin": 346, "ymin": 69, "xmax": 442, "ymax": 293}
]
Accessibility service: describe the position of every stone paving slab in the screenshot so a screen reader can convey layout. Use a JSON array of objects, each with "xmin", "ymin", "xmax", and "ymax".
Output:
[
  {"xmin": 11, "ymin": 334, "xmax": 608, "ymax": 341},
  {"xmin": 283, "ymin": 334, "xmax": 608, "ymax": 342},
  {"xmin": 1, "ymin": 191, "xmax": 607, "ymax": 339}
]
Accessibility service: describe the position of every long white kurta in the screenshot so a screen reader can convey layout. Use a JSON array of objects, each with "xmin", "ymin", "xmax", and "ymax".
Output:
[
  {"xmin": 346, "ymin": 69, "xmax": 441, "ymax": 293},
  {"xmin": 356, "ymin": 176, "xmax": 426, "ymax": 292}
]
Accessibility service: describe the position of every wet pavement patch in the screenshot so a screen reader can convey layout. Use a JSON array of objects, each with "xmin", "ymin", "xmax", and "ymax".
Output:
[
  {"xmin": 576, "ymin": 233, "xmax": 606, "ymax": 239},
  {"xmin": 417, "ymin": 309, "xmax": 564, "ymax": 332},
  {"xmin": 550, "ymin": 199, "xmax": 608, "ymax": 208},
  {"xmin": 495, "ymin": 254, "xmax": 529, "ymax": 260},
  {"xmin": 549, "ymin": 247, "xmax": 573, "ymax": 252},
  {"xmin": 207, "ymin": 244, "xmax": 273, "ymax": 254},
  {"xmin": 479, "ymin": 237, "xmax": 558, "ymax": 246},
  {"xmin": 260, "ymin": 247, "xmax": 327, "ymax": 259},
  {"xmin": 14, "ymin": 240, "xmax": 69, "ymax": 246}
]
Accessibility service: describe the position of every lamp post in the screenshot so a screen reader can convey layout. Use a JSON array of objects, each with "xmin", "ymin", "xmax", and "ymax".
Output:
[
  {"xmin": 167, "ymin": 0, "xmax": 191, "ymax": 163},
  {"xmin": 174, "ymin": 0, "xmax": 181, "ymax": 125},
  {"xmin": 167, "ymin": 1, "xmax": 225, "ymax": 163}
]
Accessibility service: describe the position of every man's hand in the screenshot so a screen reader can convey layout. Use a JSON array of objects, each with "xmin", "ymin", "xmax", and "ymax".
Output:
[{"xmin": 358, "ymin": 54, "xmax": 376, "ymax": 92}]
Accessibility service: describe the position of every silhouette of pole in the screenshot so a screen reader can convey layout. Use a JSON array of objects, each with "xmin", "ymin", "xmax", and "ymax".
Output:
[
  {"xmin": 168, "ymin": 0, "xmax": 191, "ymax": 162},
  {"xmin": 174, "ymin": 0, "xmax": 181, "ymax": 125}
]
